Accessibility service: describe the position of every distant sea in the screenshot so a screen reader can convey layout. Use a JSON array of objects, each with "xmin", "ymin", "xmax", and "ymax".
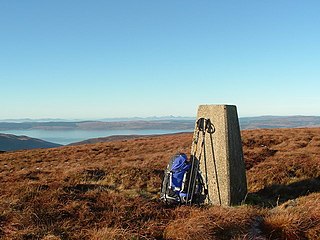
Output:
[{"xmin": 0, "ymin": 129, "xmax": 193, "ymax": 145}]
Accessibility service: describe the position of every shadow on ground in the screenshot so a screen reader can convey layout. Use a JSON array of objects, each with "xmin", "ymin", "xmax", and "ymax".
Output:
[{"xmin": 246, "ymin": 177, "xmax": 320, "ymax": 207}]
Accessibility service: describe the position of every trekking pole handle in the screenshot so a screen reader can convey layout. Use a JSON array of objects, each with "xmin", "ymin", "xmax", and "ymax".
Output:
[
  {"xmin": 197, "ymin": 118, "xmax": 215, "ymax": 134},
  {"xmin": 205, "ymin": 119, "xmax": 215, "ymax": 134}
]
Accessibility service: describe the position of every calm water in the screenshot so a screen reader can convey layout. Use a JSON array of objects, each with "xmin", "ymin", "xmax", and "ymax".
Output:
[{"xmin": 1, "ymin": 129, "xmax": 193, "ymax": 145}]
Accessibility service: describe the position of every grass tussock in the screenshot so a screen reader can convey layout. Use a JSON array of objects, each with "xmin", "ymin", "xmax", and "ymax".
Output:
[
  {"xmin": 0, "ymin": 129, "xmax": 320, "ymax": 239},
  {"xmin": 262, "ymin": 192, "xmax": 320, "ymax": 240},
  {"xmin": 165, "ymin": 205, "xmax": 264, "ymax": 240}
]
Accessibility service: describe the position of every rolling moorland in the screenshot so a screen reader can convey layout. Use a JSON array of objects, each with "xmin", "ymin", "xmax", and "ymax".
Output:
[{"xmin": 0, "ymin": 128, "xmax": 319, "ymax": 239}]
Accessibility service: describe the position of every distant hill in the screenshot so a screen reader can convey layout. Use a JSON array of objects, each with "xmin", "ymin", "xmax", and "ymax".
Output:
[
  {"xmin": 240, "ymin": 115, "xmax": 320, "ymax": 129},
  {"xmin": 68, "ymin": 134, "xmax": 151, "ymax": 146},
  {"xmin": 68, "ymin": 132, "xmax": 190, "ymax": 146},
  {"xmin": 0, "ymin": 120, "xmax": 194, "ymax": 131},
  {"xmin": 0, "ymin": 133, "xmax": 62, "ymax": 151},
  {"xmin": 1, "ymin": 116, "xmax": 320, "ymax": 131}
]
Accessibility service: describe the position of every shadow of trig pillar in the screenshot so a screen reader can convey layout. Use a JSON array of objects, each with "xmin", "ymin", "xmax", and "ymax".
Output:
[{"xmin": 191, "ymin": 105, "xmax": 247, "ymax": 206}]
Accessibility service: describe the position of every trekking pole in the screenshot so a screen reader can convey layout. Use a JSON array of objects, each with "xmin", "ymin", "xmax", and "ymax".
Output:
[
  {"xmin": 188, "ymin": 118, "xmax": 207, "ymax": 205},
  {"xmin": 207, "ymin": 120, "xmax": 222, "ymax": 205},
  {"xmin": 202, "ymin": 119, "xmax": 211, "ymax": 204},
  {"xmin": 186, "ymin": 130, "xmax": 199, "ymax": 204},
  {"xmin": 186, "ymin": 118, "xmax": 204, "ymax": 205}
]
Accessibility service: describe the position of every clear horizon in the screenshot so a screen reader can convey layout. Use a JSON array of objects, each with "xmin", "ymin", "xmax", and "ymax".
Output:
[
  {"xmin": 1, "ymin": 1, "xmax": 320, "ymax": 119},
  {"xmin": 1, "ymin": 114, "xmax": 320, "ymax": 123}
]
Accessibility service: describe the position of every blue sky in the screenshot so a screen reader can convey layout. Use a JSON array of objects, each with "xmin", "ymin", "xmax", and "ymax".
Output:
[{"xmin": 1, "ymin": 1, "xmax": 320, "ymax": 119}]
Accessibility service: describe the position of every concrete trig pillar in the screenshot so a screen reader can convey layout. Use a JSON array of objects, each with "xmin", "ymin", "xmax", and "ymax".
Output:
[{"xmin": 191, "ymin": 105, "xmax": 247, "ymax": 206}]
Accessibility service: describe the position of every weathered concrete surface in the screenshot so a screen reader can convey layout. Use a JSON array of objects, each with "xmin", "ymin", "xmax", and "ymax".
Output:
[{"xmin": 191, "ymin": 105, "xmax": 247, "ymax": 206}]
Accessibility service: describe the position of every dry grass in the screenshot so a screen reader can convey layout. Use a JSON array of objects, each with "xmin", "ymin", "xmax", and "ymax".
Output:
[
  {"xmin": 262, "ymin": 192, "xmax": 320, "ymax": 240},
  {"xmin": 0, "ymin": 129, "xmax": 320, "ymax": 239},
  {"xmin": 164, "ymin": 205, "xmax": 264, "ymax": 240}
]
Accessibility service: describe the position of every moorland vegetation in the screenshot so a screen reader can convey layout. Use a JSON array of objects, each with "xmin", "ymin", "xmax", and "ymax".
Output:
[{"xmin": 0, "ymin": 128, "xmax": 319, "ymax": 239}]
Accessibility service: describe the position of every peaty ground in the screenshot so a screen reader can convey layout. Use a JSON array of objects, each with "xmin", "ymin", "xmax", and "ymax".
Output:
[{"xmin": 0, "ymin": 129, "xmax": 319, "ymax": 240}]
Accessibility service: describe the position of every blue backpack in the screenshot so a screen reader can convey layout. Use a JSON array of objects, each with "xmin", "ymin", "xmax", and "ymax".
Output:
[{"xmin": 160, "ymin": 153, "xmax": 205, "ymax": 204}]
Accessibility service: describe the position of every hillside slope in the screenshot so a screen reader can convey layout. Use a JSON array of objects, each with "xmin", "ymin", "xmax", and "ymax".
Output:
[
  {"xmin": 0, "ymin": 133, "xmax": 62, "ymax": 151},
  {"xmin": 0, "ymin": 128, "xmax": 319, "ymax": 239},
  {"xmin": 68, "ymin": 132, "xmax": 190, "ymax": 146}
]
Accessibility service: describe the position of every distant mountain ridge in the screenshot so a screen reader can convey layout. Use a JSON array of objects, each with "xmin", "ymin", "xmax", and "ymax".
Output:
[
  {"xmin": 240, "ymin": 115, "xmax": 320, "ymax": 129},
  {"xmin": 0, "ymin": 120, "xmax": 194, "ymax": 131},
  {"xmin": 0, "ymin": 133, "xmax": 62, "ymax": 151},
  {"xmin": 0, "ymin": 115, "xmax": 320, "ymax": 131},
  {"xmin": 0, "ymin": 116, "xmax": 194, "ymax": 123}
]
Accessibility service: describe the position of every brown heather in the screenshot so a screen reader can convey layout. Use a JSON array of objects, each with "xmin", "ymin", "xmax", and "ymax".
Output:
[{"xmin": 0, "ymin": 128, "xmax": 319, "ymax": 239}]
